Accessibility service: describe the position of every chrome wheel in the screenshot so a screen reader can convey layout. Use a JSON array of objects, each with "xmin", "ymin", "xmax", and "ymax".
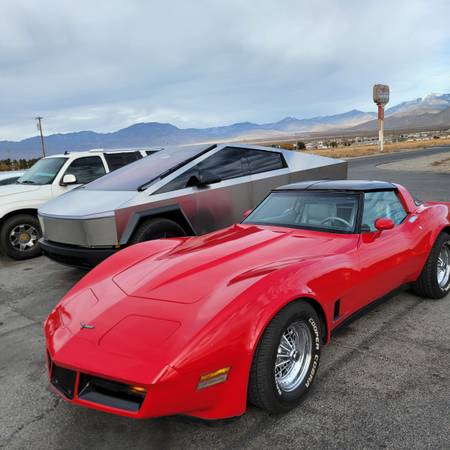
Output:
[
  {"xmin": 437, "ymin": 242, "xmax": 450, "ymax": 289},
  {"xmin": 9, "ymin": 224, "xmax": 39, "ymax": 252},
  {"xmin": 275, "ymin": 321, "xmax": 312, "ymax": 393}
]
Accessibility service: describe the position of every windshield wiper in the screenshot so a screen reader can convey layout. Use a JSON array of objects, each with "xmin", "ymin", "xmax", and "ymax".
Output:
[{"xmin": 17, "ymin": 180, "xmax": 37, "ymax": 185}]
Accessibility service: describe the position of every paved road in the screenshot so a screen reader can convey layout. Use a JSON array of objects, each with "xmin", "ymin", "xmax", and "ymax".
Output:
[
  {"xmin": 1, "ymin": 148, "xmax": 449, "ymax": 450},
  {"xmin": 348, "ymin": 145, "xmax": 450, "ymax": 201}
]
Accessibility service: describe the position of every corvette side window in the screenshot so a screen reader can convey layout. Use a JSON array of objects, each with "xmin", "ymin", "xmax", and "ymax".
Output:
[{"xmin": 362, "ymin": 191, "xmax": 407, "ymax": 231}]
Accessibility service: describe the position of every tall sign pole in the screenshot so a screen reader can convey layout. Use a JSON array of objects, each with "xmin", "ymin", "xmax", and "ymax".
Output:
[
  {"xmin": 373, "ymin": 84, "xmax": 389, "ymax": 152},
  {"xmin": 35, "ymin": 116, "xmax": 46, "ymax": 157}
]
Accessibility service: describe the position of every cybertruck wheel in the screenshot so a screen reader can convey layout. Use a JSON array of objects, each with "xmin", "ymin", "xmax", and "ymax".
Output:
[
  {"xmin": 131, "ymin": 217, "xmax": 186, "ymax": 244},
  {"xmin": 412, "ymin": 233, "xmax": 450, "ymax": 299},
  {"xmin": 0, "ymin": 214, "xmax": 42, "ymax": 260},
  {"xmin": 248, "ymin": 302, "xmax": 321, "ymax": 413}
]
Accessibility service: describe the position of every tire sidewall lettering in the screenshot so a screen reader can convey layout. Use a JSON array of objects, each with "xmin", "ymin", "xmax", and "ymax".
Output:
[{"xmin": 275, "ymin": 313, "xmax": 321, "ymax": 399}]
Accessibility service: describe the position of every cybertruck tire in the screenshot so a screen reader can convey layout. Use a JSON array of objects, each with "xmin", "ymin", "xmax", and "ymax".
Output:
[
  {"xmin": 412, "ymin": 232, "xmax": 450, "ymax": 299},
  {"xmin": 248, "ymin": 301, "xmax": 321, "ymax": 414},
  {"xmin": 0, "ymin": 214, "xmax": 42, "ymax": 260},
  {"xmin": 131, "ymin": 217, "xmax": 186, "ymax": 244}
]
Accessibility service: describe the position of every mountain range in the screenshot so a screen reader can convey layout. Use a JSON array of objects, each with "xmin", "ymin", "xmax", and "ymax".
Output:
[{"xmin": 1, "ymin": 93, "xmax": 449, "ymax": 159}]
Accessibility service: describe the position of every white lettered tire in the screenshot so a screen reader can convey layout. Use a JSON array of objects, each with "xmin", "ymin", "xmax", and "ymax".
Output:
[{"xmin": 248, "ymin": 301, "xmax": 322, "ymax": 413}]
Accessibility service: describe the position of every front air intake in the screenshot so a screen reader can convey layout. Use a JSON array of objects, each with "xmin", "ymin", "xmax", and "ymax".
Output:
[
  {"xmin": 77, "ymin": 374, "xmax": 145, "ymax": 412},
  {"xmin": 50, "ymin": 363, "xmax": 76, "ymax": 399}
]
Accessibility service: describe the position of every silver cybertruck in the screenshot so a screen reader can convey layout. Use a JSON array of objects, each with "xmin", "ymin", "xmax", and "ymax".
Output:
[{"xmin": 39, "ymin": 143, "xmax": 347, "ymax": 268}]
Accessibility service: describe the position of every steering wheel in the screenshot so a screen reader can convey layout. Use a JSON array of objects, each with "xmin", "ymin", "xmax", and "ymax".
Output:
[{"xmin": 319, "ymin": 216, "xmax": 352, "ymax": 228}]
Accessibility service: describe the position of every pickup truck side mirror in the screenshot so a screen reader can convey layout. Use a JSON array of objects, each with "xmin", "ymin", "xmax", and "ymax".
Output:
[
  {"xmin": 374, "ymin": 217, "xmax": 395, "ymax": 231},
  {"xmin": 61, "ymin": 174, "xmax": 78, "ymax": 186},
  {"xmin": 197, "ymin": 171, "xmax": 222, "ymax": 188}
]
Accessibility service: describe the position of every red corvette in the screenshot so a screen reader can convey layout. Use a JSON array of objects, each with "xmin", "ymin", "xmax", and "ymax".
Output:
[{"xmin": 44, "ymin": 180, "xmax": 450, "ymax": 420}]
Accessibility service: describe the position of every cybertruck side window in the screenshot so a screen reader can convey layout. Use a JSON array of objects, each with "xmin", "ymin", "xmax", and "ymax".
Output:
[
  {"xmin": 243, "ymin": 149, "xmax": 287, "ymax": 174},
  {"xmin": 156, "ymin": 147, "xmax": 247, "ymax": 193},
  {"xmin": 65, "ymin": 156, "xmax": 106, "ymax": 185}
]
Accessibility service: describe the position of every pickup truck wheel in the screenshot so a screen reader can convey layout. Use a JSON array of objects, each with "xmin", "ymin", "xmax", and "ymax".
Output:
[
  {"xmin": 131, "ymin": 217, "xmax": 186, "ymax": 244},
  {"xmin": 412, "ymin": 232, "xmax": 450, "ymax": 299},
  {"xmin": 248, "ymin": 302, "xmax": 321, "ymax": 413},
  {"xmin": 0, "ymin": 214, "xmax": 42, "ymax": 260}
]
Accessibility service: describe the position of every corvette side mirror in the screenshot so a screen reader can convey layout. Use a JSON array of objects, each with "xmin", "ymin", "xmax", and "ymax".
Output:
[
  {"xmin": 243, "ymin": 209, "xmax": 252, "ymax": 218},
  {"xmin": 61, "ymin": 174, "xmax": 77, "ymax": 186},
  {"xmin": 374, "ymin": 217, "xmax": 394, "ymax": 231}
]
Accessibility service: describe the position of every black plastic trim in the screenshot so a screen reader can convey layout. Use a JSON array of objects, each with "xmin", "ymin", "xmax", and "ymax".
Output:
[
  {"xmin": 50, "ymin": 364, "xmax": 76, "ymax": 400},
  {"xmin": 78, "ymin": 373, "xmax": 145, "ymax": 412},
  {"xmin": 119, "ymin": 204, "xmax": 196, "ymax": 245},
  {"xmin": 39, "ymin": 238, "xmax": 117, "ymax": 269}
]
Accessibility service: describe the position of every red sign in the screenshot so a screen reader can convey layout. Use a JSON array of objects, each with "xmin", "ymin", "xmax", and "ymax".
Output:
[{"xmin": 373, "ymin": 84, "xmax": 390, "ymax": 105}]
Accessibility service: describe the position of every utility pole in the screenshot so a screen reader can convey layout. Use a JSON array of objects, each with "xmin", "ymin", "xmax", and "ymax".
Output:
[
  {"xmin": 35, "ymin": 116, "xmax": 46, "ymax": 157},
  {"xmin": 373, "ymin": 84, "xmax": 389, "ymax": 152},
  {"xmin": 377, "ymin": 104, "xmax": 385, "ymax": 152}
]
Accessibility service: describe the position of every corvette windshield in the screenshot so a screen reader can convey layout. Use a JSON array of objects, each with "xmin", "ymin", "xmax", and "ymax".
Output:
[
  {"xmin": 17, "ymin": 157, "xmax": 67, "ymax": 186},
  {"xmin": 243, "ymin": 191, "xmax": 359, "ymax": 233}
]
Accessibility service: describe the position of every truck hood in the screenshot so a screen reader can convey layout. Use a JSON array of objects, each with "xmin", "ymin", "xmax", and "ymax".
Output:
[
  {"xmin": 0, "ymin": 184, "xmax": 42, "ymax": 198},
  {"xmin": 39, "ymin": 188, "xmax": 137, "ymax": 218}
]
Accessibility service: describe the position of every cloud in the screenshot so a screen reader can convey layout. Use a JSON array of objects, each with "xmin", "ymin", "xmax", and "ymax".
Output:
[{"xmin": 0, "ymin": 0, "xmax": 449, "ymax": 140}]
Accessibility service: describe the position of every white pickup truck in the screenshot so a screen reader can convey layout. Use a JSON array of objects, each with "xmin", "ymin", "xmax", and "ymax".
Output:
[{"xmin": 0, "ymin": 148, "xmax": 157, "ymax": 260}]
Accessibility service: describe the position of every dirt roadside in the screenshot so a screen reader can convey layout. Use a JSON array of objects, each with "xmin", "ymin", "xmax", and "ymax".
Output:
[
  {"xmin": 306, "ymin": 138, "xmax": 450, "ymax": 159},
  {"xmin": 376, "ymin": 151, "xmax": 450, "ymax": 173}
]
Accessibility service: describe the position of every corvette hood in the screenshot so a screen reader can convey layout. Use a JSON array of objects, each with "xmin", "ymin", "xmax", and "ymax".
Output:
[
  {"xmin": 47, "ymin": 287, "xmax": 182, "ymax": 384},
  {"xmin": 47, "ymin": 225, "xmax": 352, "ymax": 383},
  {"xmin": 113, "ymin": 224, "xmax": 341, "ymax": 303}
]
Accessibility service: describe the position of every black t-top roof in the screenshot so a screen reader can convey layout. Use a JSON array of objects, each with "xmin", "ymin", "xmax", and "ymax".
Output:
[{"xmin": 275, "ymin": 180, "xmax": 396, "ymax": 192}]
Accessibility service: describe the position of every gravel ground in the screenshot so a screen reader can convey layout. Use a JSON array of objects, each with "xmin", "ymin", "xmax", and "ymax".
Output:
[
  {"xmin": 377, "ymin": 151, "xmax": 450, "ymax": 173},
  {"xmin": 0, "ymin": 147, "xmax": 449, "ymax": 450}
]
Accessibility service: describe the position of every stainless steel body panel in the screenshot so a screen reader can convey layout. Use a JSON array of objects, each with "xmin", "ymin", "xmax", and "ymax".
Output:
[
  {"xmin": 39, "ymin": 143, "xmax": 347, "ymax": 249},
  {"xmin": 41, "ymin": 215, "xmax": 118, "ymax": 247}
]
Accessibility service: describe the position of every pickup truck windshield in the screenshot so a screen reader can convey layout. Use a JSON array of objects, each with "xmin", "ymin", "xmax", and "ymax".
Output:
[
  {"xmin": 244, "ymin": 191, "xmax": 360, "ymax": 233},
  {"xmin": 17, "ymin": 157, "xmax": 67, "ymax": 185},
  {"xmin": 84, "ymin": 144, "xmax": 214, "ymax": 191}
]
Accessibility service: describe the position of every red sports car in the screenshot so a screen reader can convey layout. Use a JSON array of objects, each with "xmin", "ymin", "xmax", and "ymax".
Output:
[{"xmin": 44, "ymin": 180, "xmax": 450, "ymax": 420}]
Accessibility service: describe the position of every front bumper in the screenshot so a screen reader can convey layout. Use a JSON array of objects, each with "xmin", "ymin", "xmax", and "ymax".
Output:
[
  {"xmin": 48, "ymin": 355, "xmax": 146, "ymax": 415},
  {"xmin": 46, "ymin": 348, "xmax": 246, "ymax": 420},
  {"xmin": 39, "ymin": 238, "xmax": 118, "ymax": 269}
]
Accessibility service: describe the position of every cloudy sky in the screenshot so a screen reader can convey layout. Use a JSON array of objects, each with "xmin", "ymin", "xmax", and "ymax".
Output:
[{"xmin": 1, "ymin": 0, "xmax": 449, "ymax": 141}]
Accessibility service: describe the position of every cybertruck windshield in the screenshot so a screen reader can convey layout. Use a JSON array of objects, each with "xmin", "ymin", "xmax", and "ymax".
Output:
[
  {"xmin": 84, "ymin": 144, "xmax": 215, "ymax": 191},
  {"xmin": 243, "ymin": 191, "xmax": 360, "ymax": 233}
]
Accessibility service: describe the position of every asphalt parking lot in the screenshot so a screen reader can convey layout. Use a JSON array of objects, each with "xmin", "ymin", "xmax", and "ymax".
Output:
[{"xmin": 1, "ymin": 147, "xmax": 449, "ymax": 450}]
